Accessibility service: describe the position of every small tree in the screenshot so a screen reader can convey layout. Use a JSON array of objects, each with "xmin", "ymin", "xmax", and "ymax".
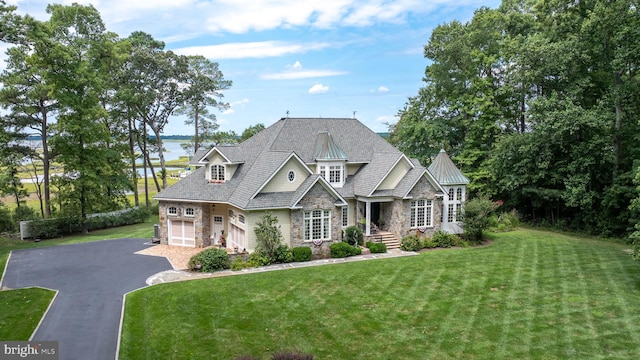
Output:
[
  {"xmin": 460, "ymin": 198, "xmax": 496, "ymax": 242},
  {"xmin": 254, "ymin": 212, "xmax": 284, "ymax": 263},
  {"xmin": 344, "ymin": 225, "xmax": 363, "ymax": 246}
]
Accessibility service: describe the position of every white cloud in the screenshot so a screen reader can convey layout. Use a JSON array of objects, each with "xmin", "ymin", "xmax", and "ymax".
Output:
[
  {"xmin": 222, "ymin": 98, "xmax": 250, "ymax": 114},
  {"xmin": 378, "ymin": 86, "xmax": 390, "ymax": 93},
  {"xmin": 308, "ymin": 84, "xmax": 330, "ymax": 94},
  {"xmin": 288, "ymin": 61, "xmax": 303, "ymax": 71},
  {"xmin": 173, "ymin": 41, "xmax": 333, "ymax": 59}
]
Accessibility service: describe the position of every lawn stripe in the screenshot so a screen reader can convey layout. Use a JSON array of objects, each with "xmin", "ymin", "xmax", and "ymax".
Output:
[{"xmin": 495, "ymin": 231, "xmax": 531, "ymax": 359}]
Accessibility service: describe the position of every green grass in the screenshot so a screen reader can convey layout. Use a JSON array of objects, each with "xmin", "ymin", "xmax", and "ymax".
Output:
[
  {"xmin": 0, "ymin": 215, "xmax": 158, "ymax": 341},
  {"xmin": 119, "ymin": 229, "xmax": 640, "ymax": 360},
  {"xmin": 0, "ymin": 288, "xmax": 56, "ymax": 340}
]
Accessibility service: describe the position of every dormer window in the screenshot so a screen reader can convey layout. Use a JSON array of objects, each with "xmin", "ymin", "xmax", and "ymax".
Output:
[
  {"xmin": 210, "ymin": 164, "xmax": 225, "ymax": 181},
  {"xmin": 318, "ymin": 162, "xmax": 344, "ymax": 188}
]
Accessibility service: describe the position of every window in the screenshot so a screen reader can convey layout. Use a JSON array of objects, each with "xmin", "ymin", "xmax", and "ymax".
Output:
[
  {"xmin": 329, "ymin": 165, "xmax": 342, "ymax": 184},
  {"xmin": 168, "ymin": 207, "xmax": 177, "ymax": 216},
  {"xmin": 210, "ymin": 164, "xmax": 225, "ymax": 181},
  {"xmin": 304, "ymin": 210, "xmax": 331, "ymax": 241},
  {"xmin": 456, "ymin": 204, "xmax": 461, "ymax": 221},
  {"xmin": 410, "ymin": 199, "xmax": 432, "ymax": 227},
  {"xmin": 456, "ymin": 188, "xmax": 463, "ymax": 201},
  {"xmin": 185, "ymin": 207, "xmax": 195, "ymax": 217},
  {"xmin": 238, "ymin": 214, "xmax": 245, "ymax": 224},
  {"xmin": 228, "ymin": 209, "xmax": 235, "ymax": 218},
  {"xmin": 342, "ymin": 207, "xmax": 348, "ymax": 227},
  {"xmin": 447, "ymin": 204, "xmax": 455, "ymax": 222},
  {"xmin": 287, "ymin": 170, "xmax": 296, "ymax": 182},
  {"xmin": 448, "ymin": 188, "xmax": 455, "ymax": 201},
  {"xmin": 318, "ymin": 163, "xmax": 344, "ymax": 187}
]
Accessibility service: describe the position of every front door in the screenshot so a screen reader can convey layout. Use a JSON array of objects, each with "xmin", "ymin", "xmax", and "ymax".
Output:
[{"xmin": 212, "ymin": 215, "xmax": 224, "ymax": 246}]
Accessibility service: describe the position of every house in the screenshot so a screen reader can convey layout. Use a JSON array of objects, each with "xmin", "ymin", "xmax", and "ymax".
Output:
[{"xmin": 154, "ymin": 117, "xmax": 468, "ymax": 256}]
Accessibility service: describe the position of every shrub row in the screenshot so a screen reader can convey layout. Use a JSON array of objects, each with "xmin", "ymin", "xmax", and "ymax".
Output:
[
  {"xmin": 400, "ymin": 230, "xmax": 466, "ymax": 251},
  {"xmin": 366, "ymin": 241, "xmax": 387, "ymax": 253},
  {"xmin": 28, "ymin": 207, "xmax": 151, "ymax": 239},
  {"xmin": 217, "ymin": 246, "xmax": 314, "ymax": 272}
]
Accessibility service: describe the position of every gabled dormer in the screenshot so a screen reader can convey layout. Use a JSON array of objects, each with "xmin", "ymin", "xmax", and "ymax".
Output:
[
  {"xmin": 199, "ymin": 147, "xmax": 242, "ymax": 183},
  {"xmin": 313, "ymin": 131, "xmax": 348, "ymax": 188}
]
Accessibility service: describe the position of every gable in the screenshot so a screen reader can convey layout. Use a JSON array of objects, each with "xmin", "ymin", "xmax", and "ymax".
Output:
[
  {"xmin": 407, "ymin": 172, "xmax": 443, "ymax": 200},
  {"xmin": 376, "ymin": 156, "xmax": 413, "ymax": 191},
  {"xmin": 260, "ymin": 156, "xmax": 311, "ymax": 193}
]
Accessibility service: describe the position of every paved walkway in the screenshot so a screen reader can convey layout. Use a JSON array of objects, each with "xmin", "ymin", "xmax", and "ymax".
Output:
[{"xmin": 146, "ymin": 248, "xmax": 419, "ymax": 285}]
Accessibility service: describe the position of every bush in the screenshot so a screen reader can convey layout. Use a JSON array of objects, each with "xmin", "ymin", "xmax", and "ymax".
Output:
[
  {"xmin": 422, "ymin": 237, "xmax": 437, "ymax": 248},
  {"xmin": 330, "ymin": 242, "xmax": 362, "ymax": 258},
  {"xmin": 0, "ymin": 206, "xmax": 15, "ymax": 232},
  {"xmin": 12, "ymin": 205, "xmax": 38, "ymax": 222},
  {"xmin": 248, "ymin": 251, "xmax": 271, "ymax": 267},
  {"xmin": 27, "ymin": 207, "xmax": 150, "ymax": 239},
  {"xmin": 254, "ymin": 212, "xmax": 285, "ymax": 263},
  {"xmin": 366, "ymin": 241, "xmax": 387, "ymax": 253},
  {"xmin": 230, "ymin": 257, "xmax": 254, "ymax": 271},
  {"xmin": 292, "ymin": 246, "xmax": 312, "ymax": 262},
  {"xmin": 274, "ymin": 245, "xmax": 294, "ymax": 263},
  {"xmin": 344, "ymin": 225, "xmax": 363, "ymax": 246},
  {"xmin": 432, "ymin": 230, "xmax": 457, "ymax": 248},
  {"xmin": 461, "ymin": 198, "xmax": 496, "ymax": 242},
  {"xmin": 188, "ymin": 248, "xmax": 230, "ymax": 272},
  {"xmin": 400, "ymin": 235, "xmax": 422, "ymax": 251}
]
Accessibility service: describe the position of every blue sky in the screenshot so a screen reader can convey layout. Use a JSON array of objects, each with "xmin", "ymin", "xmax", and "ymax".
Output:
[{"xmin": 6, "ymin": 0, "xmax": 501, "ymax": 135}]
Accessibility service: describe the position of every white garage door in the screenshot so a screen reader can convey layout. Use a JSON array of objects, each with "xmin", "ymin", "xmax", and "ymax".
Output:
[{"xmin": 169, "ymin": 220, "xmax": 195, "ymax": 247}]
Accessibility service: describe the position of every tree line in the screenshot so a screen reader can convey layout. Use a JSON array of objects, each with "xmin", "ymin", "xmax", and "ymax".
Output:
[
  {"xmin": 390, "ymin": 0, "xmax": 640, "ymax": 237},
  {"xmin": 0, "ymin": 2, "xmax": 231, "ymax": 231}
]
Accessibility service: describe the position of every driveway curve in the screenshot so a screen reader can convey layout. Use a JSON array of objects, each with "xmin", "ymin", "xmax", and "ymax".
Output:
[{"xmin": 1, "ymin": 238, "xmax": 172, "ymax": 360}]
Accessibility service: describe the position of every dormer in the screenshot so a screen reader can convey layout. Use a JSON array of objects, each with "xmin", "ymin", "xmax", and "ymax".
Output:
[
  {"xmin": 199, "ymin": 147, "xmax": 241, "ymax": 183},
  {"xmin": 314, "ymin": 131, "xmax": 348, "ymax": 188}
]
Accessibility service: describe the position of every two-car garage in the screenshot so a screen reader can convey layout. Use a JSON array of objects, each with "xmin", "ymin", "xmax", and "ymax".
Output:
[{"xmin": 168, "ymin": 219, "xmax": 195, "ymax": 247}]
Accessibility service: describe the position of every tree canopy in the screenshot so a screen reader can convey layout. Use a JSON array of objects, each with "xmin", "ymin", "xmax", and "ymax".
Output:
[{"xmin": 391, "ymin": 0, "xmax": 640, "ymax": 236}]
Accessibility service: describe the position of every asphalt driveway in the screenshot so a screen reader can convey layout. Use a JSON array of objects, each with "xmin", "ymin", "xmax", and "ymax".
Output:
[{"xmin": 1, "ymin": 238, "xmax": 172, "ymax": 360}]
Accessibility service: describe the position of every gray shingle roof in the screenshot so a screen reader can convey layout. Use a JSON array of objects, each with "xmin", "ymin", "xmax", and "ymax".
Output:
[
  {"xmin": 427, "ymin": 149, "xmax": 470, "ymax": 185},
  {"xmin": 156, "ymin": 117, "xmax": 433, "ymax": 208}
]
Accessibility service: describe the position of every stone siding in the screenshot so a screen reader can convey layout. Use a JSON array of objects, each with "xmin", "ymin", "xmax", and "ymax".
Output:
[
  {"xmin": 291, "ymin": 182, "xmax": 341, "ymax": 259},
  {"xmin": 158, "ymin": 201, "xmax": 209, "ymax": 248}
]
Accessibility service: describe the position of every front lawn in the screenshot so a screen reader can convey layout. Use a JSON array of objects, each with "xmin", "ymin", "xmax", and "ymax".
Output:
[{"xmin": 119, "ymin": 229, "xmax": 640, "ymax": 359}]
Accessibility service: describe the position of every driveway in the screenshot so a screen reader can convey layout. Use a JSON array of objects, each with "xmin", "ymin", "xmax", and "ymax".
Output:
[{"xmin": 1, "ymin": 238, "xmax": 172, "ymax": 360}]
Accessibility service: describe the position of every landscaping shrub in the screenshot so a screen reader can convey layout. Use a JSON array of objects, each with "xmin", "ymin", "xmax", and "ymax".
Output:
[
  {"xmin": 274, "ymin": 244, "xmax": 294, "ymax": 263},
  {"xmin": 422, "ymin": 237, "xmax": 437, "ymax": 248},
  {"xmin": 432, "ymin": 230, "xmax": 457, "ymax": 248},
  {"xmin": 188, "ymin": 248, "xmax": 230, "ymax": 272},
  {"xmin": 27, "ymin": 207, "xmax": 150, "ymax": 239},
  {"xmin": 248, "ymin": 251, "xmax": 271, "ymax": 267},
  {"xmin": 461, "ymin": 198, "xmax": 496, "ymax": 242},
  {"xmin": 330, "ymin": 242, "xmax": 362, "ymax": 258},
  {"xmin": 292, "ymin": 246, "xmax": 312, "ymax": 262},
  {"xmin": 231, "ymin": 257, "xmax": 253, "ymax": 271},
  {"xmin": 0, "ymin": 206, "xmax": 15, "ymax": 232},
  {"xmin": 400, "ymin": 235, "xmax": 422, "ymax": 251},
  {"xmin": 344, "ymin": 225, "xmax": 363, "ymax": 246},
  {"xmin": 366, "ymin": 241, "xmax": 387, "ymax": 253},
  {"xmin": 12, "ymin": 206, "xmax": 38, "ymax": 222},
  {"xmin": 254, "ymin": 212, "xmax": 285, "ymax": 263}
]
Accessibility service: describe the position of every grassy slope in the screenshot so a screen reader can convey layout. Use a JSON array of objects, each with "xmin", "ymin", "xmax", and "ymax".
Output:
[
  {"xmin": 0, "ymin": 216, "xmax": 158, "ymax": 340},
  {"xmin": 120, "ymin": 229, "xmax": 640, "ymax": 360}
]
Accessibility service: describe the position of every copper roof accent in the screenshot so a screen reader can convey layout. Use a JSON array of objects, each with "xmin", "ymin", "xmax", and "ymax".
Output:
[
  {"xmin": 313, "ymin": 131, "xmax": 348, "ymax": 160},
  {"xmin": 427, "ymin": 149, "xmax": 470, "ymax": 185}
]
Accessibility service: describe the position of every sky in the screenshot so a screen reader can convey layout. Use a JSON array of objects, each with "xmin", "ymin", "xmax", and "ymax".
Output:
[{"xmin": 5, "ymin": 0, "xmax": 501, "ymax": 135}]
